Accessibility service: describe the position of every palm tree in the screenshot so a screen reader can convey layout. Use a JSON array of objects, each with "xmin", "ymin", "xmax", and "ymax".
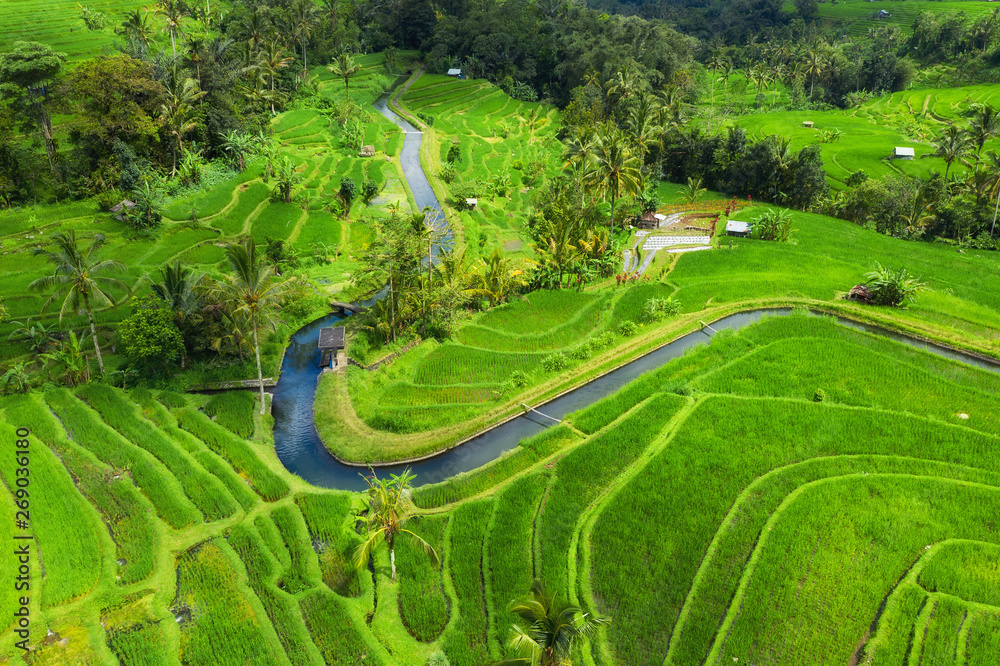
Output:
[
  {"xmin": 931, "ymin": 125, "xmax": 973, "ymax": 180},
  {"xmin": 151, "ymin": 260, "xmax": 203, "ymax": 326},
  {"xmin": 354, "ymin": 468, "xmax": 439, "ymax": 583},
  {"xmin": 290, "ymin": 0, "xmax": 318, "ymax": 78},
  {"xmin": 319, "ymin": 0, "xmax": 340, "ymax": 30},
  {"xmin": 474, "ymin": 249, "xmax": 528, "ymax": 308},
  {"xmin": 157, "ymin": 0, "xmax": 184, "ymax": 58},
  {"xmin": 497, "ymin": 580, "xmax": 608, "ymax": 666},
  {"xmin": 967, "ymin": 104, "xmax": 1000, "ymax": 157},
  {"xmin": 627, "ymin": 94, "xmax": 662, "ymax": 165},
  {"xmin": 240, "ymin": 7, "xmax": 271, "ymax": 55},
  {"xmin": 161, "ymin": 74, "xmax": 205, "ymax": 174},
  {"xmin": 217, "ymin": 238, "xmax": 293, "ymax": 414},
  {"xmin": 684, "ymin": 176, "xmax": 707, "ymax": 204},
  {"xmin": 116, "ymin": 10, "xmax": 154, "ymax": 48},
  {"xmin": 804, "ymin": 46, "xmax": 825, "ymax": 98},
  {"xmin": 589, "ymin": 125, "xmax": 643, "ymax": 235},
  {"xmin": 185, "ymin": 34, "xmax": 207, "ymax": 84},
  {"xmin": 29, "ymin": 231, "xmax": 128, "ymax": 375},
  {"xmin": 328, "ymin": 52, "xmax": 362, "ymax": 102},
  {"xmin": 706, "ymin": 51, "xmax": 724, "ymax": 111},
  {"xmin": 260, "ymin": 39, "xmax": 294, "ymax": 113}
]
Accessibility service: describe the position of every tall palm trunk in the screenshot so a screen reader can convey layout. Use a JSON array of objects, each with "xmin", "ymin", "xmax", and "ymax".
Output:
[
  {"xmin": 84, "ymin": 293, "xmax": 105, "ymax": 374},
  {"xmin": 389, "ymin": 542, "xmax": 397, "ymax": 582},
  {"xmin": 252, "ymin": 320, "xmax": 266, "ymax": 414},
  {"xmin": 610, "ymin": 192, "xmax": 617, "ymax": 238}
]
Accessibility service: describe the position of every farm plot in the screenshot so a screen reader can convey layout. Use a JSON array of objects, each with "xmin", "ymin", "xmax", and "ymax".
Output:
[{"xmin": 400, "ymin": 74, "xmax": 562, "ymax": 262}]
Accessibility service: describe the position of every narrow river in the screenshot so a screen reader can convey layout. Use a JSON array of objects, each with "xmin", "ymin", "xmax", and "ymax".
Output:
[{"xmin": 271, "ymin": 78, "xmax": 1000, "ymax": 493}]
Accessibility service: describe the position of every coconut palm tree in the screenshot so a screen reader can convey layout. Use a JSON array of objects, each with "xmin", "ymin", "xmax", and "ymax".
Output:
[
  {"xmin": 328, "ymin": 52, "xmax": 362, "ymax": 102},
  {"xmin": 354, "ymin": 468, "xmax": 439, "ymax": 583},
  {"xmin": 260, "ymin": 38, "xmax": 294, "ymax": 113},
  {"xmin": 151, "ymin": 260, "xmax": 203, "ymax": 327},
  {"xmin": 474, "ymin": 249, "xmax": 529, "ymax": 308},
  {"xmin": 290, "ymin": 0, "xmax": 318, "ymax": 78},
  {"xmin": 217, "ymin": 238, "xmax": 293, "ymax": 414},
  {"xmin": 967, "ymin": 104, "xmax": 1000, "ymax": 157},
  {"xmin": 116, "ymin": 10, "xmax": 154, "ymax": 48},
  {"xmin": 706, "ymin": 51, "xmax": 724, "ymax": 111},
  {"xmin": 684, "ymin": 176, "xmax": 707, "ymax": 204},
  {"xmin": 931, "ymin": 125, "xmax": 973, "ymax": 181},
  {"xmin": 804, "ymin": 46, "xmax": 826, "ymax": 98},
  {"xmin": 29, "ymin": 231, "xmax": 128, "ymax": 375},
  {"xmin": 496, "ymin": 580, "xmax": 609, "ymax": 666},
  {"xmin": 589, "ymin": 125, "xmax": 643, "ymax": 235},
  {"xmin": 160, "ymin": 74, "xmax": 205, "ymax": 174},
  {"xmin": 157, "ymin": 0, "xmax": 184, "ymax": 58}
]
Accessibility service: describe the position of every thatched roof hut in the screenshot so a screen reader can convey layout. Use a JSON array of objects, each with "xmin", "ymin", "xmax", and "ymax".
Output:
[
  {"xmin": 638, "ymin": 211, "xmax": 659, "ymax": 229},
  {"xmin": 359, "ymin": 145, "xmax": 376, "ymax": 158},
  {"xmin": 110, "ymin": 199, "xmax": 136, "ymax": 221}
]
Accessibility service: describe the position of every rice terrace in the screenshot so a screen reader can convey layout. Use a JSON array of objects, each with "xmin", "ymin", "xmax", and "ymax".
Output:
[{"xmin": 2, "ymin": 0, "xmax": 1000, "ymax": 664}]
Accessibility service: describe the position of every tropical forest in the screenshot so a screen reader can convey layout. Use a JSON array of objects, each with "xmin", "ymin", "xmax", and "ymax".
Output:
[{"xmin": 1, "ymin": 0, "xmax": 1000, "ymax": 663}]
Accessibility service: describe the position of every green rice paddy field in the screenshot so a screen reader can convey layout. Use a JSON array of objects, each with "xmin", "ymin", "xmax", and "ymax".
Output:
[
  {"xmin": 811, "ymin": 0, "xmax": 1000, "ymax": 37},
  {"xmin": 0, "ymin": 0, "xmax": 149, "ymax": 62},
  {"xmin": 734, "ymin": 83, "xmax": 1000, "ymax": 187},
  {"xmin": 0, "ymin": 52, "xmax": 409, "ymax": 369},
  {"xmin": 398, "ymin": 74, "xmax": 563, "ymax": 259},
  {"xmin": 4, "ymin": 309, "xmax": 1000, "ymax": 664}
]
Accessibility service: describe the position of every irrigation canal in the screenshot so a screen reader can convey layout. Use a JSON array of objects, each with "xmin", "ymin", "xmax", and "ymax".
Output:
[{"xmin": 271, "ymin": 78, "xmax": 1000, "ymax": 492}]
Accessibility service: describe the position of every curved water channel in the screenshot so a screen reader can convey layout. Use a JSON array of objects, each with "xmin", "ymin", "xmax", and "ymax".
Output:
[{"xmin": 272, "ymin": 80, "xmax": 1000, "ymax": 493}]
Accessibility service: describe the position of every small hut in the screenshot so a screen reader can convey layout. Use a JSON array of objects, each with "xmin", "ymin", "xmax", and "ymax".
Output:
[
  {"xmin": 447, "ymin": 68, "xmax": 463, "ymax": 78},
  {"xmin": 110, "ymin": 199, "xmax": 136, "ymax": 222},
  {"xmin": 318, "ymin": 326, "xmax": 346, "ymax": 369},
  {"xmin": 893, "ymin": 147, "xmax": 915, "ymax": 160},
  {"xmin": 638, "ymin": 211, "xmax": 659, "ymax": 230},
  {"xmin": 802, "ymin": 121, "xmax": 814, "ymax": 128},
  {"xmin": 726, "ymin": 221, "xmax": 752, "ymax": 237},
  {"xmin": 359, "ymin": 145, "xmax": 376, "ymax": 158},
  {"xmin": 464, "ymin": 198, "xmax": 478, "ymax": 210}
]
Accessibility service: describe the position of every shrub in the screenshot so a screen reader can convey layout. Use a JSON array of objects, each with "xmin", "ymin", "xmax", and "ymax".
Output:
[
  {"xmin": 846, "ymin": 170, "xmax": 868, "ymax": 187},
  {"xmin": 813, "ymin": 388, "xmax": 826, "ymax": 402},
  {"xmin": 618, "ymin": 321, "xmax": 639, "ymax": 336},
  {"xmin": 417, "ymin": 112, "xmax": 434, "ymax": 126},
  {"xmin": 427, "ymin": 652, "xmax": 450, "ymax": 666},
  {"xmin": 568, "ymin": 342, "xmax": 592, "ymax": 360},
  {"xmin": 446, "ymin": 144, "xmax": 461, "ymax": 164},
  {"xmin": 541, "ymin": 352, "xmax": 569, "ymax": 372},
  {"xmin": 593, "ymin": 331, "xmax": 617, "ymax": 347},
  {"xmin": 510, "ymin": 370, "xmax": 531, "ymax": 388},
  {"xmin": 361, "ymin": 179, "xmax": 380, "ymax": 206},
  {"xmin": 848, "ymin": 263, "xmax": 928, "ymax": 307},
  {"xmin": 642, "ymin": 296, "xmax": 682, "ymax": 323},
  {"xmin": 753, "ymin": 209, "xmax": 795, "ymax": 242}
]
